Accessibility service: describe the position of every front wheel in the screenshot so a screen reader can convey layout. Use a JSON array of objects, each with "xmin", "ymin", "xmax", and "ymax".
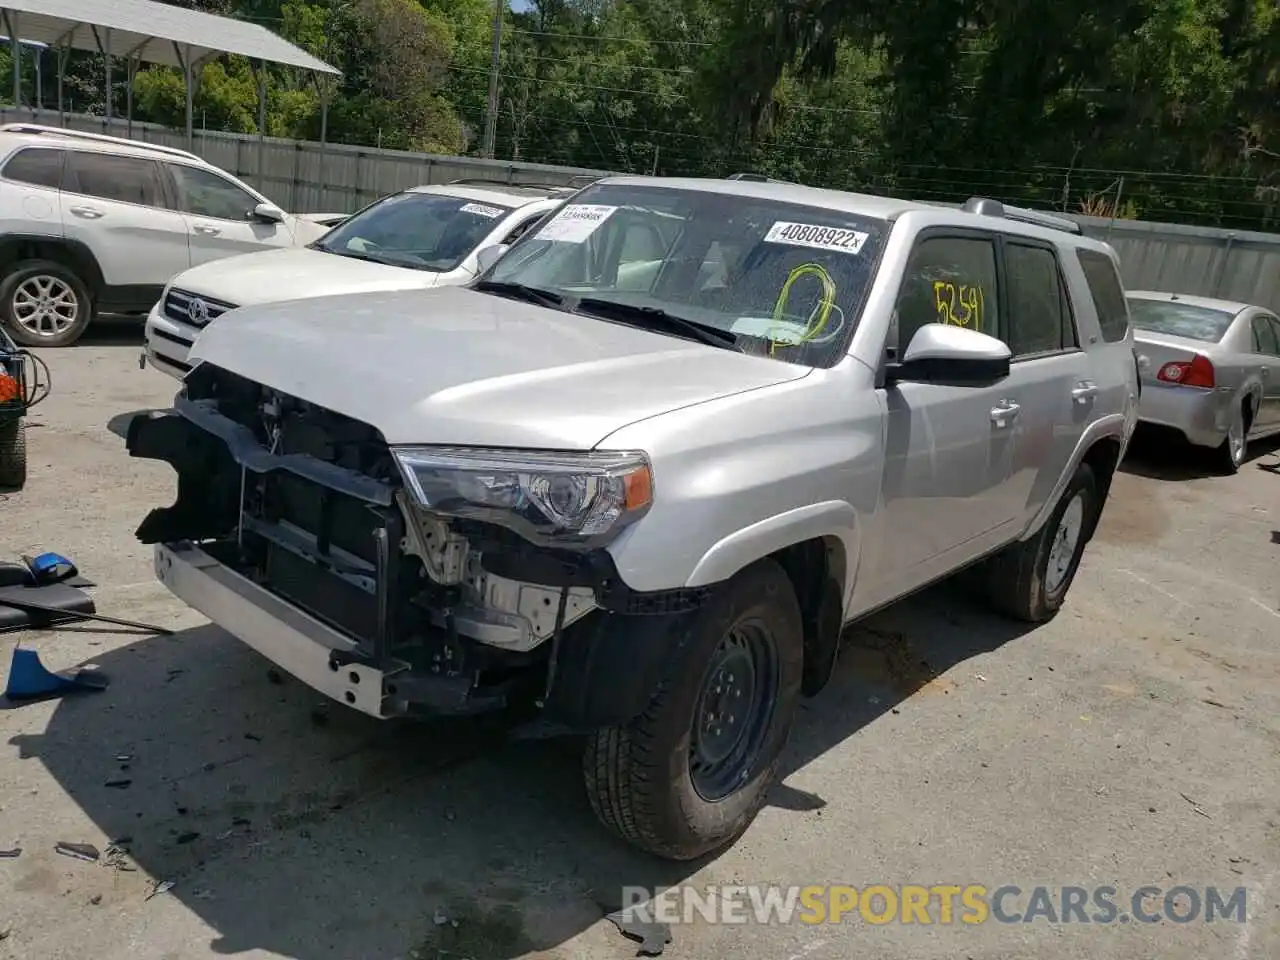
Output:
[
  {"xmin": 583, "ymin": 559, "xmax": 804, "ymax": 860},
  {"xmin": 984, "ymin": 462, "xmax": 1099, "ymax": 623}
]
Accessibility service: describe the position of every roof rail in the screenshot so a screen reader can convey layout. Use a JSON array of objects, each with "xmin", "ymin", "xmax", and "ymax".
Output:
[
  {"xmin": 444, "ymin": 177, "xmax": 593, "ymax": 194},
  {"xmin": 727, "ymin": 172, "xmax": 784, "ymax": 183},
  {"xmin": 0, "ymin": 123, "xmax": 204, "ymax": 162},
  {"xmin": 961, "ymin": 196, "xmax": 1082, "ymax": 235}
]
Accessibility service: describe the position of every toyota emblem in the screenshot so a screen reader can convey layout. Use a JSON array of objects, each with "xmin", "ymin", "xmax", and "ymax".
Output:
[{"xmin": 187, "ymin": 297, "xmax": 210, "ymax": 326}]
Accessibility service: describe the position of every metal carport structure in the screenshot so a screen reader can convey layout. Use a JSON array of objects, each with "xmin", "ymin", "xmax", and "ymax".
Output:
[{"xmin": 0, "ymin": 0, "xmax": 339, "ymax": 150}]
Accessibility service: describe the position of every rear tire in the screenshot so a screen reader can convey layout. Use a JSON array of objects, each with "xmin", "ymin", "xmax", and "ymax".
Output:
[
  {"xmin": 582, "ymin": 559, "xmax": 804, "ymax": 860},
  {"xmin": 1215, "ymin": 401, "xmax": 1248, "ymax": 475},
  {"xmin": 985, "ymin": 462, "xmax": 1099, "ymax": 623},
  {"xmin": 0, "ymin": 259, "xmax": 94, "ymax": 348},
  {"xmin": 0, "ymin": 415, "xmax": 27, "ymax": 490}
]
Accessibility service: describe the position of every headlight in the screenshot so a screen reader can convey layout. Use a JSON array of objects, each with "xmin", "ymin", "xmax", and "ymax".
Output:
[{"xmin": 393, "ymin": 447, "xmax": 654, "ymax": 549}]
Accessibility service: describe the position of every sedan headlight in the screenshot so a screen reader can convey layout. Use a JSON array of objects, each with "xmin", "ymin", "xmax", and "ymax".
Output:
[{"xmin": 393, "ymin": 447, "xmax": 654, "ymax": 549}]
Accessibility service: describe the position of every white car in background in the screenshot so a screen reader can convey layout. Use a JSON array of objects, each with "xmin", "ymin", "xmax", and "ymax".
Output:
[{"xmin": 142, "ymin": 180, "xmax": 586, "ymax": 379}]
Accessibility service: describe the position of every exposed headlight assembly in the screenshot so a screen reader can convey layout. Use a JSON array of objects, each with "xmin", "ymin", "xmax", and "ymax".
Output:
[{"xmin": 393, "ymin": 447, "xmax": 654, "ymax": 549}]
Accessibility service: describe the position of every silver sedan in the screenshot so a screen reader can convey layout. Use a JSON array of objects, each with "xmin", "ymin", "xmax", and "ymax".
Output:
[{"xmin": 1128, "ymin": 290, "xmax": 1280, "ymax": 473}]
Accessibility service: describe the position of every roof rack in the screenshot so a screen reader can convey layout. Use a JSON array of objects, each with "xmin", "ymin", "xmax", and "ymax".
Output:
[
  {"xmin": 0, "ymin": 123, "xmax": 203, "ymax": 162},
  {"xmin": 726, "ymin": 172, "xmax": 795, "ymax": 184},
  {"xmin": 444, "ymin": 177, "xmax": 596, "ymax": 194},
  {"xmin": 961, "ymin": 196, "xmax": 1082, "ymax": 235}
]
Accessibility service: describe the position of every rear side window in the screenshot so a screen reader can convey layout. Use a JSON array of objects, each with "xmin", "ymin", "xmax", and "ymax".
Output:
[
  {"xmin": 65, "ymin": 150, "xmax": 164, "ymax": 207},
  {"xmin": 1004, "ymin": 242, "xmax": 1076, "ymax": 356},
  {"xmin": 1076, "ymin": 249, "xmax": 1129, "ymax": 342},
  {"xmin": 1252, "ymin": 315, "xmax": 1280, "ymax": 356},
  {"xmin": 2, "ymin": 147, "xmax": 64, "ymax": 189},
  {"xmin": 894, "ymin": 235, "xmax": 1000, "ymax": 351}
]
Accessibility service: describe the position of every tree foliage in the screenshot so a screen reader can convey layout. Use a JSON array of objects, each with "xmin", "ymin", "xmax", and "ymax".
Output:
[{"xmin": 5, "ymin": 0, "xmax": 1278, "ymax": 228}]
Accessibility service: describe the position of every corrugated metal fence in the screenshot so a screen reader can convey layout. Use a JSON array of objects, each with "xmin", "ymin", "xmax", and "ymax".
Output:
[{"xmin": 4, "ymin": 108, "xmax": 1280, "ymax": 314}]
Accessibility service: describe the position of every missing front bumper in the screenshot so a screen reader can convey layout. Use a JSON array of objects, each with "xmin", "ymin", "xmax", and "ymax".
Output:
[{"xmin": 155, "ymin": 540, "xmax": 508, "ymax": 719}]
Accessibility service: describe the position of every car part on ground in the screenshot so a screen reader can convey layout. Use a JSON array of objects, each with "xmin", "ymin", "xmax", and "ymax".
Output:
[
  {"xmin": 0, "ymin": 324, "xmax": 51, "ymax": 489},
  {"xmin": 1127, "ymin": 290, "xmax": 1280, "ymax": 474},
  {"xmin": 140, "ymin": 182, "xmax": 573, "ymax": 379},
  {"xmin": 0, "ymin": 123, "xmax": 329, "ymax": 348},
  {"xmin": 119, "ymin": 175, "xmax": 1138, "ymax": 861}
]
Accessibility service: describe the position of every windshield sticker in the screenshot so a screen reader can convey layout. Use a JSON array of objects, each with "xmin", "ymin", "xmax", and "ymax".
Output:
[
  {"xmin": 535, "ymin": 204, "xmax": 618, "ymax": 243},
  {"xmin": 933, "ymin": 281, "xmax": 986, "ymax": 329},
  {"xmin": 764, "ymin": 221, "xmax": 869, "ymax": 255},
  {"xmin": 460, "ymin": 202, "xmax": 505, "ymax": 219}
]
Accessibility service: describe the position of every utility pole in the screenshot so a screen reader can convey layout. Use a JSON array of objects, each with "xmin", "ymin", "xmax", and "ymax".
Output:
[{"xmin": 481, "ymin": 0, "xmax": 503, "ymax": 159}]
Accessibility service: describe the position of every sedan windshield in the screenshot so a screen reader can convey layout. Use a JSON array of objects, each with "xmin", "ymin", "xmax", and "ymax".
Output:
[
  {"xmin": 1127, "ymin": 299, "xmax": 1237, "ymax": 343},
  {"xmin": 480, "ymin": 182, "xmax": 889, "ymax": 366},
  {"xmin": 315, "ymin": 191, "xmax": 514, "ymax": 272}
]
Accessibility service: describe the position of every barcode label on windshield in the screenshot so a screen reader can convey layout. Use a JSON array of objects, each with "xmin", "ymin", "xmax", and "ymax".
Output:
[
  {"xmin": 535, "ymin": 204, "xmax": 618, "ymax": 243},
  {"xmin": 460, "ymin": 202, "xmax": 505, "ymax": 218},
  {"xmin": 764, "ymin": 221, "xmax": 869, "ymax": 255}
]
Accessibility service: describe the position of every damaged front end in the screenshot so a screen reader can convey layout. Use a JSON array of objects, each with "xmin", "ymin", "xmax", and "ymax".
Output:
[{"xmin": 123, "ymin": 364, "xmax": 698, "ymax": 724}]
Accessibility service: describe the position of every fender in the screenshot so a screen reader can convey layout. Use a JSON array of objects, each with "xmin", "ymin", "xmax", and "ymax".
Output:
[
  {"xmin": 684, "ymin": 499, "xmax": 860, "ymax": 595},
  {"xmin": 1019, "ymin": 413, "xmax": 1129, "ymax": 541}
]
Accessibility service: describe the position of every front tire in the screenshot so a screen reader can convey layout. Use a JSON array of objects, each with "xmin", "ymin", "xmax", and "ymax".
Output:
[
  {"xmin": 985, "ymin": 462, "xmax": 1099, "ymax": 623},
  {"xmin": 583, "ymin": 559, "xmax": 804, "ymax": 860},
  {"xmin": 0, "ymin": 260, "xmax": 94, "ymax": 347}
]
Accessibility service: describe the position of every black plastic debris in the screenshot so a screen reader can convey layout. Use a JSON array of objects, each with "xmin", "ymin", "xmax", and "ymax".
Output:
[
  {"xmin": 54, "ymin": 841, "xmax": 100, "ymax": 863},
  {"xmin": 0, "ymin": 847, "xmax": 20, "ymax": 858},
  {"xmin": 604, "ymin": 906, "xmax": 672, "ymax": 957},
  {"xmin": 104, "ymin": 779, "xmax": 132, "ymax": 789},
  {"xmin": 175, "ymin": 831, "xmax": 200, "ymax": 845}
]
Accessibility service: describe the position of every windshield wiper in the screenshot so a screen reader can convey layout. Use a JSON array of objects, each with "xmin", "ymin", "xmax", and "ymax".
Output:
[
  {"xmin": 472, "ymin": 279, "xmax": 566, "ymax": 309},
  {"xmin": 575, "ymin": 298, "xmax": 739, "ymax": 350}
]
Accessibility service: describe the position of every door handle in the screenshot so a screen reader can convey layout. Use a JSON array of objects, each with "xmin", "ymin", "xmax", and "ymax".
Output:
[
  {"xmin": 193, "ymin": 224, "xmax": 221, "ymax": 236},
  {"xmin": 69, "ymin": 205, "xmax": 104, "ymax": 219},
  {"xmin": 1072, "ymin": 381, "xmax": 1100, "ymax": 402},
  {"xmin": 990, "ymin": 399, "xmax": 1021, "ymax": 427}
]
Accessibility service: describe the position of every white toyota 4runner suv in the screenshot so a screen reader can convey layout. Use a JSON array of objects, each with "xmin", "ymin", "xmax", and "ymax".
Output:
[
  {"xmin": 0, "ymin": 124, "xmax": 335, "ymax": 347},
  {"xmin": 119, "ymin": 177, "xmax": 1139, "ymax": 861},
  {"xmin": 142, "ymin": 179, "xmax": 583, "ymax": 380}
]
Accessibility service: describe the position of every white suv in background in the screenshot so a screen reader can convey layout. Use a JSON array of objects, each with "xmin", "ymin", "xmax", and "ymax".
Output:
[
  {"xmin": 141, "ymin": 180, "xmax": 581, "ymax": 380},
  {"xmin": 0, "ymin": 124, "xmax": 335, "ymax": 347}
]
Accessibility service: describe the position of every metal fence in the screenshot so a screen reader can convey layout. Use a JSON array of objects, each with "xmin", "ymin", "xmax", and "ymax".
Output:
[{"xmin": 4, "ymin": 107, "xmax": 1280, "ymax": 314}]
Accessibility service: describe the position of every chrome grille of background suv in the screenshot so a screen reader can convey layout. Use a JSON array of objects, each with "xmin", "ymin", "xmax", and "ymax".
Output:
[{"xmin": 163, "ymin": 288, "xmax": 238, "ymax": 330}]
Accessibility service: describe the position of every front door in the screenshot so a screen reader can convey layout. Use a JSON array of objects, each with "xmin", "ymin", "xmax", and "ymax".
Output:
[
  {"xmin": 875, "ymin": 231, "xmax": 1022, "ymax": 593},
  {"xmin": 164, "ymin": 162, "xmax": 296, "ymax": 266}
]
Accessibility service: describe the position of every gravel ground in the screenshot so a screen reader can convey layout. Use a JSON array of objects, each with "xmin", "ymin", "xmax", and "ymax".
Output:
[{"xmin": 0, "ymin": 328, "xmax": 1278, "ymax": 960}]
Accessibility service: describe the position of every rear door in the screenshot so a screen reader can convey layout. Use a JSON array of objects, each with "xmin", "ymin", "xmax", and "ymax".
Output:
[
  {"xmin": 1250, "ymin": 314, "xmax": 1280, "ymax": 429},
  {"xmin": 164, "ymin": 162, "xmax": 295, "ymax": 265},
  {"xmin": 996, "ymin": 238, "xmax": 1095, "ymax": 530},
  {"xmin": 60, "ymin": 148, "xmax": 192, "ymax": 293}
]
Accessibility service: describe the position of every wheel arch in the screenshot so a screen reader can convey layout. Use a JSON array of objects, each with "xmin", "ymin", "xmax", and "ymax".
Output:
[
  {"xmin": 0, "ymin": 235, "xmax": 104, "ymax": 296},
  {"xmin": 1021, "ymin": 414, "xmax": 1128, "ymax": 543}
]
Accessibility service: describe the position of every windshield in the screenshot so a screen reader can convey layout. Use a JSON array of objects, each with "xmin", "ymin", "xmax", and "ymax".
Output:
[
  {"xmin": 1127, "ymin": 299, "xmax": 1237, "ymax": 343},
  {"xmin": 315, "ymin": 191, "xmax": 514, "ymax": 272},
  {"xmin": 481, "ymin": 182, "xmax": 889, "ymax": 366}
]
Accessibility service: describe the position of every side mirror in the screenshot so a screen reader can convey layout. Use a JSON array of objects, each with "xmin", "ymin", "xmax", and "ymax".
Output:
[
  {"xmin": 474, "ymin": 243, "xmax": 509, "ymax": 274},
  {"xmin": 252, "ymin": 202, "xmax": 286, "ymax": 224},
  {"xmin": 885, "ymin": 323, "xmax": 1011, "ymax": 386}
]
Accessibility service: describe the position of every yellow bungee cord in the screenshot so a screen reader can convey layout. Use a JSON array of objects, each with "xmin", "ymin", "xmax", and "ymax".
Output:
[{"xmin": 769, "ymin": 262, "xmax": 837, "ymax": 354}]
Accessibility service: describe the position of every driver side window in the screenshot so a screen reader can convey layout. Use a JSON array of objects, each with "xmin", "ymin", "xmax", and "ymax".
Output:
[{"xmin": 894, "ymin": 235, "xmax": 1000, "ymax": 355}]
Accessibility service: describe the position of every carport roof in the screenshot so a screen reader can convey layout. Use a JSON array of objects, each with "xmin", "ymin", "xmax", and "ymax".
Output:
[{"xmin": 0, "ymin": 0, "xmax": 339, "ymax": 75}]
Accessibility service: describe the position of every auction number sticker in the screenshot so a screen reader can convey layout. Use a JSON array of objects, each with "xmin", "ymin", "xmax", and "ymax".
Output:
[
  {"xmin": 535, "ymin": 204, "xmax": 618, "ymax": 243},
  {"xmin": 764, "ymin": 221, "xmax": 869, "ymax": 255},
  {"xmin": 460, "ymin": 202, "xmax": 505, "ymax": 219}
]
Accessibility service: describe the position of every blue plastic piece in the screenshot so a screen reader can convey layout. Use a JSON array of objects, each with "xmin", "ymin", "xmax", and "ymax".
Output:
[
  {"xmin": 24, "ymin": 553, "xmax": 78, "ymax": 584},
  {"xmin": 3, "ymin": 647, "xmax": 109, "ymax": 701}
]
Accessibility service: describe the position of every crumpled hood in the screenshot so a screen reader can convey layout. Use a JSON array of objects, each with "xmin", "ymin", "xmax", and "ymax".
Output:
[
  {"xmin": 188, "ymin": 285, "xmax": 810, "ymax": 448},
  {"xmin": 172, "ymin": 247, "xmax": 437, "ymax": 307}
]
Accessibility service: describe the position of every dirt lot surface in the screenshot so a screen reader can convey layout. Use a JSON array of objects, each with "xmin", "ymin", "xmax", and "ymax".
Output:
[{"xmin": 1, "ymin": 329, "xmax": 1278, "ymax": 960}]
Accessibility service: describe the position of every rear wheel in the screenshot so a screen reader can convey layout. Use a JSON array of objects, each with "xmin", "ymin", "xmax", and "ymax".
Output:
[
  {"xmin": 985, "ymin": 462, "xmax": 1099, "ymax": 623},
  {"xmin": 582, "ymin": 559, "xmax": 804, "ymax": 860},
  {"xmin": 0, "ymin": 415, "xmax": 27, "ymax": 489},
  {"xmin": 0, "ymin": 260, "xmax": 94, "ymax": 347},
  {"xmin": 1215, "ymin": 401, "xmax": 1248, "ymax": 475}
]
